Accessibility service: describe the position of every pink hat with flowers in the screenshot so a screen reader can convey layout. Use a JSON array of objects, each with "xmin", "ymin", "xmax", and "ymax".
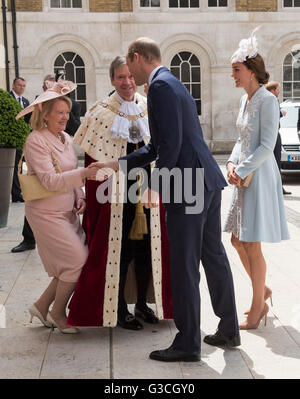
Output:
[{"xmin": 16, "ymin": 79, "xmax": 77, "ymax": 120}]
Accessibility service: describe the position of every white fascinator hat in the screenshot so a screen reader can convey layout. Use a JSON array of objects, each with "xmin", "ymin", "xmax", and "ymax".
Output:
[{"xmin": 231, "ymin": 26, "xmax": 261, "ymax": 64}]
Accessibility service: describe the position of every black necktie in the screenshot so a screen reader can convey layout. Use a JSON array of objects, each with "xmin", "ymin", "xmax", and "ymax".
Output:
[{"xmin": 18, "ymin": 97, "xmax": 23, "ymax": 108}]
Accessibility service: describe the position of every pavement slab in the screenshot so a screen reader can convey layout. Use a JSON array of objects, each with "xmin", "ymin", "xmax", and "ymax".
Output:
[{"xmin": 40, "ymin": 328, "xmax": 110, "ymax": 379}]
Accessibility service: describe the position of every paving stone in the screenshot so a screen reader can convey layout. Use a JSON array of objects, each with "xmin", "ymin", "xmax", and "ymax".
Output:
[
  {"xmin": 40, "ymin": 328, "xmax": 110, "ymax": 379},
  {"xmin": 0, "ymin": 327, "xmax": 51, "ymax": 379}
]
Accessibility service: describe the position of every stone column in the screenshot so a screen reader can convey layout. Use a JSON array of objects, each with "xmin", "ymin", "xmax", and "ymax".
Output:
[
  {"xmin": 160, "ymin": 0, "xmax": 168, "ymax": 12},
  {"xmin": 96, "ymin": 66, "xmax": 112, "ymax": 103},
  {"xmin": 210, "ymin": 65, "xmax": 239, "ymax": 152}
]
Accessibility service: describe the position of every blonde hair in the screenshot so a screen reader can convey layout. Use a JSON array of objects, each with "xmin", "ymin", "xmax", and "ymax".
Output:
[{"xmin": 30, "ymin": 96, "xmax": 72, "ymax": 130}]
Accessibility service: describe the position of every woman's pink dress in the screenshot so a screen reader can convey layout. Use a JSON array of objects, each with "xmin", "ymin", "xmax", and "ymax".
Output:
[{"xmin": 24, "ymin": 129, "xmax": 88, "ymax": 283}]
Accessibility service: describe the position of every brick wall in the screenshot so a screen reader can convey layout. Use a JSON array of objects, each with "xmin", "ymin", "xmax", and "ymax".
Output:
[
  {"xmin": 236, "ymin": 0, "xmax": 277, "ymax": 11},
  {"xmin": 120, "ymin": 0, "xmax": 133, "ymax": 11},
  {"xmin": 89, "ymin": 0, "xmax": 133, "ymax": 12},
  {"xmin": 7, "ymin": 0, "xmax": 43, "ymax": 11}
]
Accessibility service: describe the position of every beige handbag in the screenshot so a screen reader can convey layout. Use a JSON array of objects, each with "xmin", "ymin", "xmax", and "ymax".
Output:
[{"xmin": 18, "ymin": 142, "xmax": 67, "ymax": 201}]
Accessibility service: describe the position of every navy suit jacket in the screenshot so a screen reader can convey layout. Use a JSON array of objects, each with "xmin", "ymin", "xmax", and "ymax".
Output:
[
  {"xmin": 120, "ymin": 67, "xmax": 227, "ymax": 203},
  {"xmin": 65, "ymin": 98, "xmax": 81, "ymax": 137},
  {"xmin": 10, "ymin": 91, "xmax": 31, "ymax": 124}
]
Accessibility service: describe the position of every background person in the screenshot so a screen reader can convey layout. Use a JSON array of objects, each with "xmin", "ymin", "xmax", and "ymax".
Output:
[
  {"xmin": 225, "ymin": 33, "xmax": 290, "ymax": 330},
  {"xmin": 16, "ymin": 80, "xmax": 98, "ymax": 333},
  {"xmin": 10, "ymin": 77, "xmax": 30, "ymax": 202},
  {"xmin": 265, "ymin": 81, "xmax": 291, "ymax": 195},
  {"xmin": 10, "ymin": 77, "xmax": 36, "ymax": 253}
]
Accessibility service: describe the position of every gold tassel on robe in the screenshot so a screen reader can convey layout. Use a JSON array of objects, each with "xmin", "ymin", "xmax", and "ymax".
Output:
[
  {"xmin": 129, "ymin": 144, "xmax": 148, "ymax": 240},
  {"xmin": 129, "ymin": 199, "xmax": 148, "ymax": 240}
]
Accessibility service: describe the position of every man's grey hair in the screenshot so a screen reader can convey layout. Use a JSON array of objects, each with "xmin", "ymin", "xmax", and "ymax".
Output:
[{"xmin": 109, "ymin": 56, "xmax": 126, "ymax": 80}]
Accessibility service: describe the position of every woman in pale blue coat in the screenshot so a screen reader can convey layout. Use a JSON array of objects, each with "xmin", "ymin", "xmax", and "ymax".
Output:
[{"xmin": 224, "ymin": 35, "xmax": 289, "ymax": 330}]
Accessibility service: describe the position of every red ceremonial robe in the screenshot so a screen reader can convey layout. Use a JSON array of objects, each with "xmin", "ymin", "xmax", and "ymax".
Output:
[{"xmin": 67, "ymin": 154, "xmax": 172, "ymax": 327}]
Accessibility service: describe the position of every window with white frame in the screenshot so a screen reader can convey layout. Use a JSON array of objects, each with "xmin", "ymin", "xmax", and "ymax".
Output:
[
  {"xmin": 169, "ymin": 0, "xmax": 200, "ymax": 7},
  {"xmin": 208, "ymin": 0, "xmax": 227, "ymax": 6},
  {"xmin": 54, "ymin": 52, "xmax": 86, "ymax": 115},
  {"xmin": 283, "ymin": 0, "xmax": 300, "ymax": 6},
  {"xmin": 170, "ymin": 51, "xmax": 201, "ymax": 115},
  {"xmin": 140, "ymin": 0, "xmax": 160, "ymax": 6},
  {"xmin": 50, "ymin": 0, "xmax": 82, "ymax": 8},
  {"xmin": 283, "ymin": 50, "xmax": 300, "ymax": 101}
]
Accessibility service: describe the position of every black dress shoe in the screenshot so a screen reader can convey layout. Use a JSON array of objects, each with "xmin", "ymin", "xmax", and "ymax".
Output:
[
  {"xmin": 149, "ymin": 346, "xmax": 200, "ymax": 362},
  {"xmin": 12, "ymin": 195, "xmax": 24, "ymax": 203},
  {"xmin": 283, "ymin": 188, "xmax": 291, "ymax": 195},
  {"xmin": 117, "ymin": 313, "xmax": 143, "ymax": 330},
  {"xmin": 134, "ymin": 305, "xmax": 159, "ymax": 324},
  {"xmin": 204, "ymin": 330, "xmax": 241, "ymax": 347},
  {"xmin": 11, "ymin": 241, "xmax": 36, "ymax": 253}
]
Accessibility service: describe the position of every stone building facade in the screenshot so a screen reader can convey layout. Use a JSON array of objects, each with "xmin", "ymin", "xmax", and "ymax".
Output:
[{"xmin": 1, "ymin": 0, "xmax": 300, "ymax": 151}]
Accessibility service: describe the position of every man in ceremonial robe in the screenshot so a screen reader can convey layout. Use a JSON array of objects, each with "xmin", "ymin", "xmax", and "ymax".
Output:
[{"xmin": 67, "ymin": 56, "xmax": 172, "ymax": 330}]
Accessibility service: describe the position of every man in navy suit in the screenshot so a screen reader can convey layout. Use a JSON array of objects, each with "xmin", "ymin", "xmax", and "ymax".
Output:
[
  {"xmin": 92, "ymin": 38, "xmax": 240, "ymax": 362},
  {"xmin": 10, "ymin": 77, "xmax": 36, "ymax": 253},
  {"xmin": 10, "ymin": 77, "xmax": 30, "ymax": 203}
]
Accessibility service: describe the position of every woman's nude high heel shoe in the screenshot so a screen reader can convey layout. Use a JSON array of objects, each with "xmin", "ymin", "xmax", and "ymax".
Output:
[
  {"xmin": 29, "ymin": 304, "xmax": 52, "ymax": 327},
  {"xmin": 244, "ymin": 287, "xmax": 273, "ymax": 315},
  {"xmin": 239, "ymin": 303, "xmax": 269, "ymax": 330},
  {"xmin": 46, "ymin": 312, "xmax": 79, "ymax": 334},
  {"xmin": 265, "ymin": 287, "xmax": 273, "ymax": 307}
]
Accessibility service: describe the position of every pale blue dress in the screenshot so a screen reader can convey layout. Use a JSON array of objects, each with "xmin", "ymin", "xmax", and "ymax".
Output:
[{"xmin": 224, "ymin": 85, "xmax": 290, "ymax": 243}]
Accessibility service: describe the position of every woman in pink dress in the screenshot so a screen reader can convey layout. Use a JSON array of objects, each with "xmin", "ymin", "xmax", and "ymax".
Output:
[{"xmin": 16, "ymin": 80, "xmax": 98, "ymax": 333}]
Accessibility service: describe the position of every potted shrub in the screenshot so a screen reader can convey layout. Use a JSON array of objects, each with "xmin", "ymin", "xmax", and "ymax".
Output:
[{"xmin": 0, "ymin": 88, "xmax": 31, "ymax": 228}]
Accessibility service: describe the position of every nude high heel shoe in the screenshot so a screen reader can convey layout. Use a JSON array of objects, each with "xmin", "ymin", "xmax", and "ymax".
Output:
[
  {"xmin": 239, "ymin": 303, "xmax": 269, "ymax": 330},
  {"xmin": 265, "ymin": 287, "xmax": 273, "ymax": 307},
  {"xmin": 46, "ymin": 312, "xmax": 79, "ymax": 334},
  {"xmin": 29, "ymin": 304, "xmax": 52, "ymax": 328},
  {"xmin": 244, "ymin": 287, "xmax": 273, "ymax": 315}
]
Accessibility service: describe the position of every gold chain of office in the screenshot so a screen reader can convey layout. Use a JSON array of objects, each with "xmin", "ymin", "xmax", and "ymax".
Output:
[
  {"xmin": 99, "ymin": 101, "xmax": 147, "ymax": 121},
  {"xmin": 99, "ymin": 101, "xmax": 148, "ymax": 239}
]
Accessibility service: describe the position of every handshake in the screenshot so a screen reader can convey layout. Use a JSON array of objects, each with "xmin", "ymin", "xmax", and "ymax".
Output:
[
  {"xmin": 85, "ymin": 160, "xmax": 119, "ymax": 182},
  {"xmin": 85, "ymin": 160, "xmax": 159, "ymax": 209}
]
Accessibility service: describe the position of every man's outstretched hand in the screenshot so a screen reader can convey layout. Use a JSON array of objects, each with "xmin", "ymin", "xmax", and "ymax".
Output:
[
  {"xmin": 87, "ymin": 161, "xmax": 159, "ymax": 208},
  {"xmin": 141, "ymin": 187, "xmax": 159, "ymax": 209},
  {"xmin": 88, "ymin": 160, "xmax": 119, "ymax": 181}
]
